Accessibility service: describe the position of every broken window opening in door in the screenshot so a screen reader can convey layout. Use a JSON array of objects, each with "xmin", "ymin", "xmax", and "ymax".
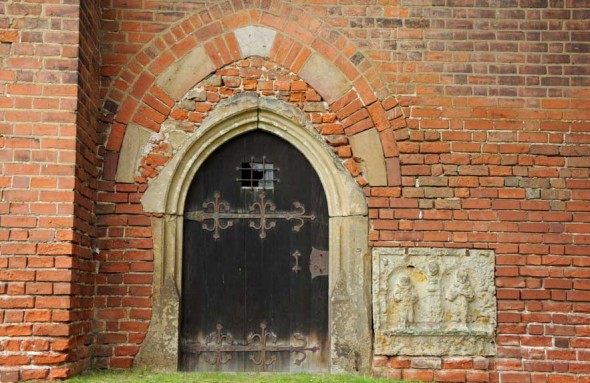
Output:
[{"xmin": 237, "ymin": 156, "xmax": 278, "ymax": 190}]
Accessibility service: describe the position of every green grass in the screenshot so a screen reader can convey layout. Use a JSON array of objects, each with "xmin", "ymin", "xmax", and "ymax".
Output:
[{"xmin": 64, "ymin": 370, "xmax": 413, "ymax": 383}]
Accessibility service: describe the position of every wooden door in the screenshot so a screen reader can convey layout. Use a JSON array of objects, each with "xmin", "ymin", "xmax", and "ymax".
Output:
[{"xmin": 180, "ymin": 131, "xmax": 329, "ymax": 373}]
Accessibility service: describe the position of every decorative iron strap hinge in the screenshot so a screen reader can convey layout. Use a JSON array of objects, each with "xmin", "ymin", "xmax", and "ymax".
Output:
[
  {"xmin": 181, "ymin": 322, "xmax": 319, "ymax": 371},
  {"xmin": 185, "ymin": 192, "xmax": 315, "ymax": 239}
]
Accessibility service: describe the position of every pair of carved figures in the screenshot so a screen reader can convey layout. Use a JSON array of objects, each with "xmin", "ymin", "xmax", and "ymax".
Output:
[{"xmin": 392, "ymin": 262, "xmax": 475, "ymax": 330}]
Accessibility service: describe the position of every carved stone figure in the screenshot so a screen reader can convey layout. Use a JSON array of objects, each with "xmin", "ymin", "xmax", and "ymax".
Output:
[
  {"xmin": 446, "ymin": 269, "xmax": 475, "ymax": 329},
  {"xmin": 393, "ymin": 275, "xmax": 418, "ymax": 329},
  {"xmin": 426, "ymin": 260, "xmax": 442, "ymax": 326}
]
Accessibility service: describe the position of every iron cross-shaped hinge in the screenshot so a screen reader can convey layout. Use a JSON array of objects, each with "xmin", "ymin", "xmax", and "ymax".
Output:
[
  {"xmin": 198, "ymin": 192, "xmax": 233, "ymax": 239},
  {"xmin": 247, "ymin": 322, "xmax": 319, "ymax": 370},
  {"xmin": 247, "ymin": 322, "xmax": 277, "ymax": 370},
  {"xmin": 181, "ymin": 323, "xmax": 235, "ymax": 369},
  {"xmin": 185, "ymin": 192, "xmax": 315, "ymax": 239},
  {"xmin": 181, "ymin": 322, "xmax": 319, "ymax": 371}
]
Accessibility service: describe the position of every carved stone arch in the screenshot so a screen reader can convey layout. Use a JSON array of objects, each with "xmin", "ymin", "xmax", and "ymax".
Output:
[{"xmin": 136, "ymin": 94, "xmax": 372, "ymax": 374}]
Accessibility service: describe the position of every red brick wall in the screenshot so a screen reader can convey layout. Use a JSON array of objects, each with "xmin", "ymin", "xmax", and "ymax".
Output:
[
  {"xmin": 72, "ymin": 0, "xmax": 102, "ymax": 377},
  {"xmin": 0, "ymin": 0, "xmax": 100, "ymax": 381},
  {"xmin": 0, "ymin": 0, "xmax": 588, "ymax": 381},
  {"xmin": 95, "ymin": 1, "xmax": 590, "ymax": 382}
]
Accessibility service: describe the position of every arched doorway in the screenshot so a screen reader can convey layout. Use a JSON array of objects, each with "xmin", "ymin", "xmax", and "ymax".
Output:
[
  {"xmin": 179, "ymin": 131, "xmax": 329, "ymax": 372},
  {"xmin": 137, "ymin": 95, "xmax": 371, "ymax": 373}
]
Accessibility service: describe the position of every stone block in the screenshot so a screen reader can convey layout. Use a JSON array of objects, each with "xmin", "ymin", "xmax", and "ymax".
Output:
[
  {"xmin": 298, "ymin": 53, "xmax": 351, "ymax": 104},
  {"xmin": 330, "ymin": 215, "xmax": 372, "ymax": 373},
  {"xmin": 134, "ymin": 277, "xmax": 179, "ymax": 370},
  {"xmin": 167, "ymin": 130, "xmax": 188, "ymax": 151},
  {"xmin": 411, "ymin": 357, "xmax": 442, "ymax": 369},
  {"xmin": 115, "ymin": 124, "xmax": 152, "ymax": 183},
  {"xmin": 373, "ymin": 247, "xmax": 496, "ymax": 356},
  {"xmin": 234, "ymin": 26, "xmax": 277, "ymax": 58},
  {"xmin": 349, "ymin": 129, "xmax": 387, "ymax": 186},
  {"xmin": 155, "ymin": 46, "xmax": 215, "ymax": 100}
]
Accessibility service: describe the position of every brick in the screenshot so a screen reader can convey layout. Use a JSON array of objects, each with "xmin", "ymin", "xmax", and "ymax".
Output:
[
  {"xmin": 0, "ymin": 29, "xmax": 19, "ymax": 43},
  {"xmin": 390, "ymin": 358, "xmax": 411, "ymax": 369},
  {"xmin": 403, "ymin": 369, "xmax": 434, "ymax": 381},
  {"xmin": 420, "ymin": 142, "xmax": 450, "ymax": 153},
  {"xmin": 548, "ymin": 375, "xmax": 576, "ymax": 383},
  {"xmin": 0, "ymin": 325, "xmax": 33, "ymax": 336},
  {"xmin": 466, "ymin": 370, "xmax": 490, "ymax": 382},
  {"xmin": 344, "ymin": 158, "xmax": 362, "ymax": 177},
  {"xmin": 34, "ymin": 353, "xmax": 69, "ymax": 365},
  {"xmin": 379, "ymin": 129, "xmax": 399, "ymax": 157},
  {"xmin": 0, "ymin": 297, "xmax": 34, "ymax": 309},
  {"xmin": 367, "ymin": 102, "xmax": 390, "ymax": 131},
  {"xmin": 434, "ymin": 370, "xmax": 466, "ymax": 382},
  {"xmin": 49, "ymin": 368, "xmax": 71, "ymax": 380},
  {"xmin": 21, "ymin": 369, "xmax": 49, "ymax": 381},
  {"xmin": 373, "ymin": 356, "xmax": 389, "ymax": 368},
  {"xmin": 35, "ymin": 297, "xmax": 71, "ymax": 309},
  {"xmin": 443, "ymin": 358, "xmax": 473, "ymax": 369}
]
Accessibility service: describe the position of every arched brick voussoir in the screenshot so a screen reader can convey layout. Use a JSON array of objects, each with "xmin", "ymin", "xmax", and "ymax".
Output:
[
  {"xmin": 103, "ymin": 4, "xmax": 390, "ymax": 124},
  {"xmin": 243, "ymin": 25, "xmax": 403, "ymax": 188},
  {"xmin": 111, "ymin": 30, "xmax": 243, "ymax": 133},
  {"xmin": 327, "ymin": 89, "xmax": 403, "ymax": 188},
  {"xmin": 103, "ymin": 84, "xmax": 177, "ymax": 183},
  {"xmin": 263, "ymin": 29, "xmax": 368, "ymax": 107},
  {"xmin": 102, "ymin": 4, "xmax": 404, "ymax": 187}
]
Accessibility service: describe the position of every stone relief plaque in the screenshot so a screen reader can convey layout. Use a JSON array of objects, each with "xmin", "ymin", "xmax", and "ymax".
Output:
[{"xmin": 372, "ymin": 247, "xmax": 496, "ymax": 356}]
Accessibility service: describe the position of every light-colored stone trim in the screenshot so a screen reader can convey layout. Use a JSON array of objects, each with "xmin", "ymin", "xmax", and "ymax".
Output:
[
  {"xmin": 155, "ymin": 46, "xmax": 215, "ymax": 100},
  {"xmin": 298, "ymin": 53, "xmax": 352, "ymax": 105},
  {"xmin": 115, "ymin": 123, "xmax": 152, "ymax": 183},
  {"xmin": 234, "ymin": 26, "xmax": 277, "ymax": 58},
  {"xmin": 137, "ymin": 94, "xmax": 372, "ymax": 374},
  {"xmin": 348, "ymin": 129, "xmax": 387, "ymax": 186}
]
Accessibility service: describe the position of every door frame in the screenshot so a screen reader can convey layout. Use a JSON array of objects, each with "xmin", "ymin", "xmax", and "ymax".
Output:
[{"xmin": 137, "ymin": 94, "xmax": 372, "ymax": 374}]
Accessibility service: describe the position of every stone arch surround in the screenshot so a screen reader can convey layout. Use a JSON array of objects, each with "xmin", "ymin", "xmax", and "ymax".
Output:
[{"xmin": 136, "ymin": 94, "xmax": 372, "ymax": 373}]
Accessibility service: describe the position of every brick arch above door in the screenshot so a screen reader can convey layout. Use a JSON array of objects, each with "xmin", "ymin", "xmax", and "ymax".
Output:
[
  {"xmin": 100, "ymin": 7, "xmax": 407, "ymax": 188},
  {"xmin": 114, "ymin": 55, "xmax": 396, "ymax": 191}
]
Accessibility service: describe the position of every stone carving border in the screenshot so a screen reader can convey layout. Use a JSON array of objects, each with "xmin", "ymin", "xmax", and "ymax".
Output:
[
  {"xmin": 372, "ymin": 247, "xmax": 497, "ymax": 357},
  {"xmin": 137, "ymin": 94, "xmax": 372, "ymax": 373}
]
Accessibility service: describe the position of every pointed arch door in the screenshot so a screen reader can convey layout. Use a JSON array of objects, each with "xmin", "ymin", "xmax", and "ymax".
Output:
[{"xmin": 180, "ymin": 130, "xmax": 329, "ymax": 372}]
